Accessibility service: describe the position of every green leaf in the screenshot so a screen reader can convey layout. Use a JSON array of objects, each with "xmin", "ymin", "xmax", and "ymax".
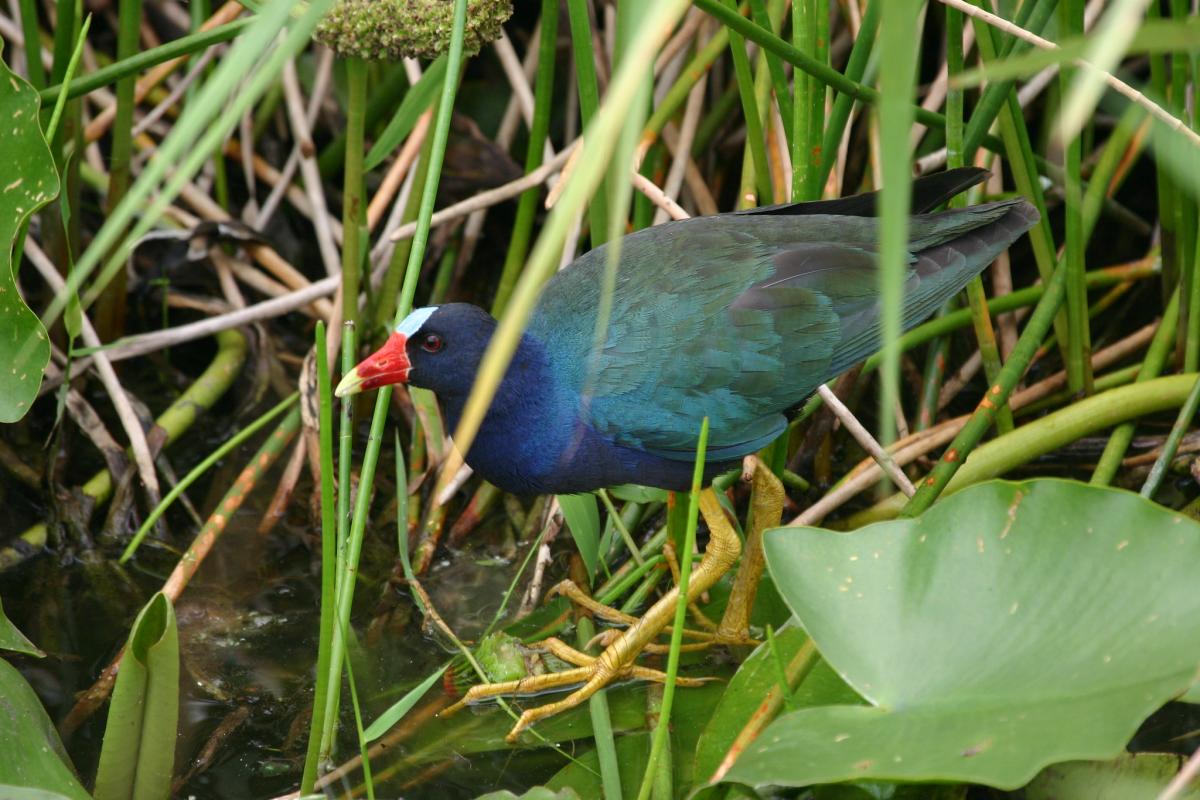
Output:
[
  {"xmin": 475, "ymin": 789, "xmax": 581, "ymax": 800},
  {"xmin": 0, "ymin": 660, "xmax": 89, "ymax": 799},
  {"xmin": 94, "ymin": 593, "xmax": 180, "ymax": 800},
  {"xmin": 0, "ymin": 597, "xmax": 44, "ymax": 657},
  {"xmin": 557, "ymin": 493, "xmax": 601, "ymax": 581},
  {"xmin": 363, "ymin": 663, "xmax": 448, "ymax": 741},
  {"xmin": 692, "ymin": 624, "xmax": 860, "ymax": 784},
  {"xmin": 955, "ymin": 17, "xmax": 1200, "ymax": 87},
  {"xmin": 727, "ymin": 479, "xmax": 1200, "ymax": 791},
  {"xmin": 0, "ymin": 43, "xmax": 56, "ymax": 422},
  {"xmin": 0, "ymin": 787, "xmax": 80, "ymax": 800},
  {"xmin": 608, "ymin": 484, "xmax": 670, "ymax": 504},
  {"xmin": 1026, "ymin": 753, "xmax": 1200, "ymax": 799},
  {"xmin": 364, "ymin": 54, "xmax": 448, "ymax": 171}
]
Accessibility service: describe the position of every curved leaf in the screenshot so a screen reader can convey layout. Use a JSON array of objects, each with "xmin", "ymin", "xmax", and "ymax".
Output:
[
  {"xmin": 0, "ymin": 597, "xmax": 43, "ymax": 658},
  {"xmin": 94, "ymin": 593, "xmax": 180, "ymax": 800},
  {"xmin": 727, "ymin": 479, "xmax": 1200, "ymax": 790},
  {"xmin": 0, "ymin": 660, "xmax": 89, "ymax": 799},
  {"xmin": 0, "ymin": 44, "xmax": 56, "ymax": 422},
  {"xmin": 557, "ymin": 493, "xmax": 600, "ymax": 581}
]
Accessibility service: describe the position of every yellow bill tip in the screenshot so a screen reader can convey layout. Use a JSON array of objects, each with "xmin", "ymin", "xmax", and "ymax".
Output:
[{"xmin": 334, "ymin": 367, "xmax": 364, "ymax": 398}]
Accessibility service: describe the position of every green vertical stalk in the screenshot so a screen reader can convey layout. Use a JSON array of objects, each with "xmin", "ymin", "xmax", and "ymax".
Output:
[
  {"xmin": 810, "ymin": 0, "xmax": 827, "ymax": 191},
  {"xmin": 636, "ymin": 419, "xmax": 708, "ymax": 800},
  {"xmin": 970, "ymin": 8, "xmax": 1071, "ymax": 364},
  {"xmin": 17, "ymin": 0, "xmax": 46, "ymax": 88},
  {"xmin": 645, "ymin": 29, "xmax": 730, "ymax": 143},
  {"xmin": 341, "ymin": 58, "xmax": 369, "ymax": 328},
  {"xmin": 1146, "ymin": 1, "xmax": 1178, "ymax": 299},
  {"xmin": 750, "ymin": 0, "xmax": 793, "ymax": 145},
  {"xmin": 50, "ymin": 0, "xmax": 79, "ymax": 85},
  {"xmin": 876, "ymin": 0, "xmax": 922, "ymax": 455},
  {"xmin": 816, "ymin": 0, "xmax": 879, "ymax": 187},
  {"xmin": 372, "ymin": 126, "xmax": 435, "ymax": 333},
  {"xmin": 1141, "ymin": 374, "xmax": 1200, "ymax": 500},
  {"xmin": 1189, "ymin": 218, "xmax": 1200, "ymax": 372},
  {"xmin": 493, "ymin": 0, "xmax": 558, "ymax": 316},
  {"xmin": 791, "ymin": 0, "xmax": 826, "ymax": 199},
  {"xmin": 94, "ymin": 0, "xmax": 142, "ymax": 338},
  {"xmin": 321, "ymin": 321, "xmax": 356, "ymax": 758},
  {"xmin": 961, "ymin": 0, "xmax": 1056, "ymax": 160},
  {"xmin": 1090, "ymin": 289, "xmax": 1180, "ymax": 485},
  {"xmin": 947, "ymin": 3, "xmax": 1011, "ymax": 433},
  {"xmin": 903, "ymin": 261, "xmax": 1070, "ymax": 517},
  {"xmin": 566, "ymin": 0, "xmax": 607, "ymax": 247},
  {"xmin": 329, "ymin": 0, "xmax": 470, "ymax": 753},
  {"xmin": 1171, "ymin": 0, "xmax": 1197, "ymax": 367},
  {"xmin": 1059, "ymin": 0, "xmax": 1092, "ymax": 395},
  {"xmin": 302, "ymin": 322, "xmax": 339, "ymax": 793},
  {"xmin": 791, "ymin": 0, "xmax": 813, "ymax": 200},
  {"xmin": 722, "ymin": 0, "xmax": 773, "ymax": 205}
]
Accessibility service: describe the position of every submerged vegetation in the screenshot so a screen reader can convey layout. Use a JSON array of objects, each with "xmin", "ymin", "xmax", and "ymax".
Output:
[{"xmin": 1, "ymin": 0, "xmax": 1200, "ymax": 798}]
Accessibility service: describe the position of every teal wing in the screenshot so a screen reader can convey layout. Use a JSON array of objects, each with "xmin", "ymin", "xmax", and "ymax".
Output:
[{"xmin": 530, "ymin": 198, "xmax": 1037, "ymax": 461}]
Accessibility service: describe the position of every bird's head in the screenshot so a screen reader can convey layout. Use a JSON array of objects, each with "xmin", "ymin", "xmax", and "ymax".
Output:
[{"xmin": 334, "ymin": 303, "xmax": 498, "ymax": 398}]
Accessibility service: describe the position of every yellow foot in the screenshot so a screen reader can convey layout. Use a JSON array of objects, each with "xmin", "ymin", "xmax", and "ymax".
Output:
[
  {"xmin": 545, "ymin": 580, "xmax": 729, "ymax": 644},
  {"xmin": 443, "ymin": 462, "xmax": 787, "ymax": 743},
  {"xmin": 441, "ymin": 637, "xmax": 711, "ymax": 743},
  {"xmin": 443, "ymin": 487, "xmax": 745, "ymax": 742}
]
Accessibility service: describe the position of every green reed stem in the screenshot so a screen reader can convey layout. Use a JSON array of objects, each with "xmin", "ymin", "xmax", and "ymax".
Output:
[
  {"xmin": 961, "ymin": 0, "xmax": 1056, "ymax": 160},
  {"xmin": 41, "ymin": 18, "xmax": 252, "ymax": 103},
  {"xmin": 494, "ymin": 1, "xmax": 558, "ymax": 316},
  {"xmin": 947, "ymin": 2, "xmax": 1011, "ymax": 434},
  {"xmin": 636, "ymin": 418, "xmax": 708, "ymax": 800},
  {"xmin": 341, "ymin": 58, "xmax": 368, "ymax": 328},
  {"xmin": 1141, "ymin": 373, "xmax": 1200, "ymax": 499},
  {"xmin": 722, "ymin": 0, "xmax": 772, "ymax": 205},
  {"xmin": 902, "ymin": 258, "xmax": 1071, "ymax": 517},
  {"xmin": 17, "ymin": 0, "xmax": 45, "ymax": 88},
  {"xmin": 567, "ymin": 0, "xmax": 607, "ymax": 246},
  {"xmin": 855, "ymin": 374, "xmax": 1200, "ymax": 527},
  {"xmin": 1090, "ymin": 288, "xmax": 1180, "ymax": 486},
  {"xmin": 1059, "ymin": 0, "xmax": 1092, "ymax": 395},
  {"xmin": 816, "ymin": 0, "xmax": 878, "ymax": 187},
  {"xmin": 328, "ymin": 0, "xmax": 469, "ymax": 755},
  {"xmin": 302, "ymin": 322, "xmax": 338, "ymax": 794},
  {"xmin": 876, "ymin": 0, "xmax": 922, "ymax": 456},
  {"xmin": 121, "ymin": 392, "xmax": 298, "ymax": 562},
  {"xmin": 645, "ymin": 29, "xmax": 728, "ymax": 144},
  {"xmin": 751, "ymin": 0, "xmax": 792, "ymax": 146}
]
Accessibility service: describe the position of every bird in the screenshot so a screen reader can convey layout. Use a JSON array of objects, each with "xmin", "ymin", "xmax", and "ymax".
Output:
[{"xmin": 335, "ymin": 166, "xmax": 1038, "ymax": 741}]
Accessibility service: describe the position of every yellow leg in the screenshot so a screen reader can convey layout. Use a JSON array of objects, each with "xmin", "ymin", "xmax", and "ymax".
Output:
[
  {"xmin": 662, "ymin": 539, "xmax": 720, "ymax": 631},
  {"xmin": 717, "ymin": 460, "xmax": 784, "ymax": 641},
  {"xmin": 441, "ymin": 487, "xmax": 744, "ymax": 743},
  {"xmin": 547, "ymin": 580, "xmax": 725, "ymax": 642}
]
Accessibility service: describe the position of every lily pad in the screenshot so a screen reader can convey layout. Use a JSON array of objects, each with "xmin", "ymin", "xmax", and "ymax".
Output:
[
  {"xmin": 0, "ymin": 44, "xmax": 56, "ymax": 422},
  {"xmin": 1026, "ymin": 753, "xmax": 1199, "ymax": 799},
  {"xmin": 692, "ymin": 624, "xmax": 861, "ymax": 785},
  {"xmin": 725, "ymin": 479, "xmax": 1200, "ymax": 790}
]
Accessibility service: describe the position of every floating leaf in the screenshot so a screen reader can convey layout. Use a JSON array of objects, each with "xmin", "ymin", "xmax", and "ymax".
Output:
[
  {"xmin": 0, "ymin": 661, "xmax": 89, "ymax": 799},
  {"xmin": 0, "ymin": 44, "xmax": 57, "ymax": 422},
  {"xmin": 693, "ymin": 624, "xmax": 860, "ymax": 785},
  {"xmin": 726, "ymin": 479, "xmax": 1200, "ymax": 790}
]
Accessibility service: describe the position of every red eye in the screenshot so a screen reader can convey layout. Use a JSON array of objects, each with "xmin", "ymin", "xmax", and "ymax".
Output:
[{"xmin": 421, "ymin": 333, "xmax": 443, "ymax": 353}]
